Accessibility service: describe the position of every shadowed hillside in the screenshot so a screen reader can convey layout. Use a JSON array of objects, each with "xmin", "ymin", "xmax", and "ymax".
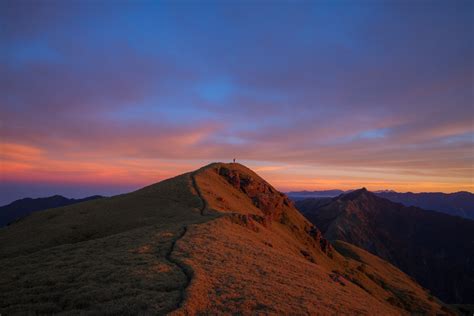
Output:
[
  {"xmin": 0, "ymin": 172, "xmax": 210, "ymax": 314},
  {"xmin": 296, "ymin": 188, "xmax": 474, "ymax": 304},
  {"xmin": 0, "ymin": 164, "xmax": 453, "ymax": 314}
]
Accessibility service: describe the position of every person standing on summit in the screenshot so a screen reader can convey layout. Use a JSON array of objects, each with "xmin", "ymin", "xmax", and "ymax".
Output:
[{"xmin": 233, "ymin": 158, "xmax": 236, "ymax": 163}]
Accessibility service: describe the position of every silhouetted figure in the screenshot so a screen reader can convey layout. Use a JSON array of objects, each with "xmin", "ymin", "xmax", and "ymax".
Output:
[{"xmin": 233, "ymin": 158, "xmax": 236, "ymax": 163}]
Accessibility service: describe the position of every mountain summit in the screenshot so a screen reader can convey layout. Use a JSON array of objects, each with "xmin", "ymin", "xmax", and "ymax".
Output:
[{"xmin": 0, "ymin": 163, "xmax": 452, "ymax": 314}]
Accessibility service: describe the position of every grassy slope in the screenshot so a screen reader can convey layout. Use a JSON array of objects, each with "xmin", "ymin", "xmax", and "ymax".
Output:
[
  {"xmin": 333, "ymin": 241, "xmax": 452, "ymax": 314},
  {"xmin": 0, "ymin": 163, "xmax": 451, "ymax": 315},
  {"xmin": 0, "ymin": 172, "xmax": 212, "ymax": 314}
]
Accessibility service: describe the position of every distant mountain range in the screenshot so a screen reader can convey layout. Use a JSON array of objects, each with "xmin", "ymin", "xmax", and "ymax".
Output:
[
  {"xmin": 375, "ymin": 190, "xmax": 474, "ymax": 220},
  {"xmin": 287, "ymin": 190, "xmax": 346, "ymax": 199},
  {"xmin": 295, "ymin": 188, "xmax": 474, "ymax": 304},
  {"xmin": 288, "ymin": 190, "xmax": 474, "ymax": 220},
  {"xmin": 0, "ymin": 195, "xmax": 103, "ymax": 227}
]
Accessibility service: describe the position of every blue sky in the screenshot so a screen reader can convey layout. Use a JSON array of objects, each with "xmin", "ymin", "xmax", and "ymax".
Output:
[{"xmin": 0, "ymin": 0, "xmax": 473, "ymax": 204}]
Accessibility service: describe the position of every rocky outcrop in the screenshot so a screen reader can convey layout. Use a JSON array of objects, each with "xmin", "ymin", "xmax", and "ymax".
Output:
[
  {"xmin": 218, "ymin": 166, "xmax": 292, "ymax": 220},
  {"xmin": 308, "ymin": 226, "xmax": 333, "ymax": 256},
  {"xmin": 227, "ymin": 213, "xmax": 273, "ymax": 232},
  {"xmin": 218, "ymin": 165, "xmax": 333, "ymax": 257}
]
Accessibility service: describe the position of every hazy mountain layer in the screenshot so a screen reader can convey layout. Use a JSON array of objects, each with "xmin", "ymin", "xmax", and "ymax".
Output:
[
  {"xmin": 289, "ymin": 190, "xmax": 474, "ymax": 219},
  {"xmin": 0, "ymin": 195, "xmax": 103, "ymax": 227},
  {"xmin": 376, "ymin": 191, "xmax": 474, "ymax": 220}
]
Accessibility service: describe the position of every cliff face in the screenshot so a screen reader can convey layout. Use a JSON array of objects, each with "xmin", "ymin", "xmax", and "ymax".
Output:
[
  {"xmin": 202, "ymin": 163, "xmax": 334, "ymax": 258},
  {"xmin": 219, "ymin": 165, "xmax": 292, "ymax": 217}
]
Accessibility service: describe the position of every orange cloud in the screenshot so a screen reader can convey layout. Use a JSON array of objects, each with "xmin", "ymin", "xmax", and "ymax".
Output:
[
  {"xmin": 0, "ymin": 142, "xmax": 196, "ymax": 186},
  {"xmin": 0, "ymin": 143, "xmax": 43, "ymax": 161},
  {"xmin": 1, "ymin": 141, "xmax": 472, "ymax": 194}
]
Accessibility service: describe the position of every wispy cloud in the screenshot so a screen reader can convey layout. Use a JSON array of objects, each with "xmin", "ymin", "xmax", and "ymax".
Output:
[{"xmin": 1, "ymin": 0, "xmax": 472, "ymax": 203}]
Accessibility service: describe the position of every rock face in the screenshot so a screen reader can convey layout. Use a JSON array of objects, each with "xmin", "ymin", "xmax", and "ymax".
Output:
[
  {"xmin": 217, "ymin": 165, "xmax": 332, "ymax": 256},
  {"xmin": 308, "ymin": 226, "xmax": 333, "ymax": 255},
  {"xmin": 218, "ymin": 166, "xmax": 292, "ymax": 216},
  {"xmin": 296, "ymin": 188, "xmax": 474, "ymax": 304}
]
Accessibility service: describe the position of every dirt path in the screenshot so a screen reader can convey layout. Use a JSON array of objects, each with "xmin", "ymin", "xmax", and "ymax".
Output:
[
  {"xmin": 163, "ymin": 226, "xmax": 190, "ymax": 313},
  {"xmin": 191, "ymin": 171, "xmax": 208, "ymax": 216},
  {"xmin": 164, "ymin": 172, "xmax": 208, "ymax": 313}
]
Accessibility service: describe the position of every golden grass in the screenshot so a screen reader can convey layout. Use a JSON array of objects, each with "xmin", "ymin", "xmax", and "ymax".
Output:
[{"xmin": 172, "ymin": 163, "xmax": 449, "ymax": 315}]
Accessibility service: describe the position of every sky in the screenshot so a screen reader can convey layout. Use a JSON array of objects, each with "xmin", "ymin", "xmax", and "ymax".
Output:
[{"xmin": 0, "ymin": 0, "xmax": 473, "ymax": 204}]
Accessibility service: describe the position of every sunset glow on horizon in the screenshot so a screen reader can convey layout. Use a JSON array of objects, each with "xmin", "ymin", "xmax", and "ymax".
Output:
[{"xmin": 1, "ymin": 0, "xmax": 473, "ymax": 204}]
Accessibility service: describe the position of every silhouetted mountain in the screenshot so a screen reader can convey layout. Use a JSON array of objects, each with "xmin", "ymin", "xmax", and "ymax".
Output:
[
  {"xmin": 375, "ymin": 191, "xmax": 474, "ymax": 220},
  {"xmin": 287, "ymin": 190, "xmax": 345, "ymax": 200},
  {"xmin": 0, "ymin": 164, "xmax": 451, "ymax": 314},
  {"xmin": 296, "ymin": 189, "xmax": 474, "ymax": 304},
  {"xmin": 289, "ymin": 189, "xmax": 474, "ymax": 220},
  {"xmin": 293, "ymin": 196, "xmax": 333, "ymax": 210},
  {"xmin": 0, "ymin": 195, "xmax": 103, "ymax": 227}
]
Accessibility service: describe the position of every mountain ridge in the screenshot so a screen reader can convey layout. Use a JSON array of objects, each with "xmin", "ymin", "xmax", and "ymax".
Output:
[
  {"xmin": 289, "ymin": 189, "xmax": 474, "ymax": 219},
  {"xmin": 296, "ymin": 189, "xmax": 474, "ymax": 304},
  {"xmin": 0, "ymin": 163, "xmax": 453, "ymax": 314}
]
